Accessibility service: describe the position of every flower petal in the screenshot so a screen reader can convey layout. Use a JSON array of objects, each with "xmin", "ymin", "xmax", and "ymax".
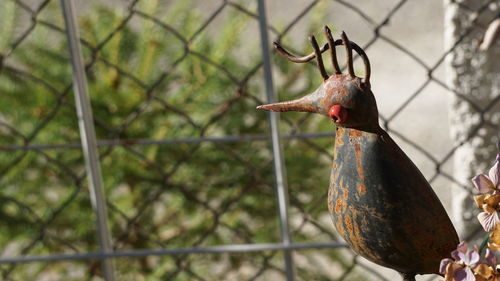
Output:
[
  {"xmin": 490, "ymin": 224, "xmax": 500, "ymax": 245},
  {"xmin": 440, "ymin": 258, "xmax": 454, "ymax": 275},
  {"xmin": 477, "ymin": 212, "xmax": 500, "ymax": 232},
  {"xmin": 483, "ymin": 203, "xmax": 497, "ymax": 214},
  {"xmin": 457, "ymin": 251, "xmax": 467, "ymax": 263},
  {"xmin": 489, "ymin": 161, "xmax": 500, "ymax": 189},
  {"xmin": 465, "ymin": 267, "xmax": 476, "ymax": 281},
  {"xmin": 473, "ymin": 263, "xmax": 495, "ymax": 280},
  {"xmin": 445, "ymin": 262, "xmax": 460, "ymax": 281},
  {"xmin": 451, "ymin": 250, "xmax": 461, "ymax": 261},
  {"xmin": 457, "ymin": 241, "xmax": 468, "ymax": 253},
  {"xmin": 473, "ymin": 174, "xmax": 495, "ymax": 193},
  {"xmin": 454, "ymin": 267, "xmax": 476, "ymax": 281},
  {"xmin": 484, "ymin": 194, "xmax": 500, "ymax": 208},
  {"xmin": 452, "ymin": 241, "xmax": 468, "ymax": 261},
  {"xmin": 467, "ymin": 249, "xmax": 480, "ymax": 266},
  {"xmin": 487, "ymin": 241, "xmax": 500, "ymax": 251},
  {"xmin": 474, "ymin": 194, "xmax": 487, "ymax": 209}
]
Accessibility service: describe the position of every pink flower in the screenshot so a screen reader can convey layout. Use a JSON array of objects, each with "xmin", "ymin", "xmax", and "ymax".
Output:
[
  {"xmin": 472, "ymin": 157, "xmax": 499, "ymax": 194},
  {"xmin": 440, "ymin": 242, "xmax": 480, "ymax": 281},
  {"xmin": 471, "ymin": 249, "xmax": 499, "ymax": 281},
  {"xmin": 472, "ymin": 154, "xmax": 500, "ymax": 231}
]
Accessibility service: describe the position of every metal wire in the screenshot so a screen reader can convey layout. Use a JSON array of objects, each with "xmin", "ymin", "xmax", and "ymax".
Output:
[
  {"xmin": 257, "ymin": 0, "xmax": 294, "ymax": 280},
  {"xmin": 0, "ymin": 241, "xmax": 348, "ymax": 264},
  {"xmin": 60, "ymin": 0, "xmax": 116, "ymax": 279}
]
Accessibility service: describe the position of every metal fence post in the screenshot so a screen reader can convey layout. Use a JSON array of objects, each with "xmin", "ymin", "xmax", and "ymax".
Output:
[
  {"xmin": 257, "ymin": 1, "xmax": 295, "ymax": 280},
  {"xmin": 60, "ymin": 0, "xmax": 116, "ymax": 280}
]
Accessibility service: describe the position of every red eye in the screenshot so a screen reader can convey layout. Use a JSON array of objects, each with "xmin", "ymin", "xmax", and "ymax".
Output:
[{"xmin": 329, "ymin": 105, "xmax": 348, "ymax": 123}]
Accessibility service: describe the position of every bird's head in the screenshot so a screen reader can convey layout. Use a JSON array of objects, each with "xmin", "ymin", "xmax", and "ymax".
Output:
[{"xmin": 257, "ymin": 27, "xmax": 380, "ymax": 132}]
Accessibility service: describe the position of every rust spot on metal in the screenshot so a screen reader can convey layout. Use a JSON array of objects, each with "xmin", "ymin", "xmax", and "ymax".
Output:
[
  {"xmin": 349, "ymin": 130, "xmax": 362, "ymax": 137},
  {"xmin": 361, "ymin": 215, "xmax": 369, "ymax": 232},
  {"xmin": 354, "ymin": 143, "xmax": 364, "ymax": 181},
  {"xmin": 357, "ymin": 182, "xmax": 366, "ymax": 195},
  {"xmin": 334, "ymin": 215, "xmax": 346, "ymax": 238},
  {"xmin": 345, "ymin": 215, "xmax": 353, "ymax": 233},
  {"xmin": 353, "ymin": 221, "xmax": 361, "ymax": 243},
  {"xmin": 341, "ymin": 185, "xmax": 349, "ymax": 201},
  {"xmin": 335, "ymin": 129, "xmax": 345, "ymax": 146},
  {"xmin": 361, "ymin": 206, "xmax": 387, "ymax": 222},
  {"xmin": 335, "ymin": 198, "xmax": 342, "ymax": 214}
]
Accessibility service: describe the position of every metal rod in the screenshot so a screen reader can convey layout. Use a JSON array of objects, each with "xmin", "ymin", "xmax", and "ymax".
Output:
[
  {"xmin": 0, "ymin": 241, "xmax": 347, "ymax": 264},
  {"xmin": 60, "ymin": 1, "xmax": 116, "ymax": 280},
  {"xmin": 309, "ymin": 35, "xmax": 330, "ymax": 80},
  {"xmin": 257, "ymin": 1, "xmax": 295, "ymax": 280},
  {"xmin": 0, "ymin": 132, "xmax": 337, "ymax": 151}
]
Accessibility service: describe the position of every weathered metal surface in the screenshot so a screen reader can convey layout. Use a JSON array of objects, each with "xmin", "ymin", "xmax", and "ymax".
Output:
[
  {"xmin": 257, "ymin": 26, "xmax": 459, "ymax": 279},
  {"xmin": 329, "ymin": 126, "xmax": 458, "ymax": 274}
]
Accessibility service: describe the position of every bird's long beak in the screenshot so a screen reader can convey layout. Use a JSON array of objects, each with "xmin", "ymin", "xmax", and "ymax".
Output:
[{"xmin": 256, "ymin": 85, "xmax": 327, "ymax": 115}]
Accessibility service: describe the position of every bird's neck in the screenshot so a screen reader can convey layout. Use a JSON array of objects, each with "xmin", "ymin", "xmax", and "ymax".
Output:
[
  {"xmin": 334, "ymin": 126, "xmax": 383, "ymax": 143},
  {"xmin": 333, "ymin": 126, "xmax": 385, "ymax": 162}
]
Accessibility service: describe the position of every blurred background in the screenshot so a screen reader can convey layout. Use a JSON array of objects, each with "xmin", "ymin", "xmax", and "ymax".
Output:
[{"xmin": 0, "ymin": 0, "xmax": 499, "ymax": 280}]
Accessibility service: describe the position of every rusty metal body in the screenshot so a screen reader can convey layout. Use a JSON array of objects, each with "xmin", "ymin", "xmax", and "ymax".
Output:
[
  {"xmin": 257, "ymin": 26, "xmax": 459, "ymax": 280},
  {"xmin": 329, "ymin": 125, "xmax": 458, "ymax": 275}
]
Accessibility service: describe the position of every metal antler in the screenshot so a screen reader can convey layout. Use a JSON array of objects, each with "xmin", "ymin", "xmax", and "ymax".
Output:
[
  {"xmin": 324, "ymin": 26, "xmax": 341, "ymax": 75},
  {"xmin": 272, "ymin": 42, "xmax": 329, "ymax": 63},
  {"xmin": 340, "ymin": 31, "xmax": 355, "ymax": 78},
  {"xmin": 309, "ymin": 35, "xmax": 329, "ymax": 80},
  {"xmin": 273, "ymin": 25, "xmax": 371, "ymax": 85}
]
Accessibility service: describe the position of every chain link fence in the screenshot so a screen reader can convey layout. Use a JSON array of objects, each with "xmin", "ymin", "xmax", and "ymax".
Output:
[{"xmin": 0, "ymin": 0, "xmax": 498, "ymax": 280}]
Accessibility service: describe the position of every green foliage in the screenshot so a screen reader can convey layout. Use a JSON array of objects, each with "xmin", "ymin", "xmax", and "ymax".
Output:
[{"xmin": 0, "ymin": 1, "xmax": 360, "ymax": 280}]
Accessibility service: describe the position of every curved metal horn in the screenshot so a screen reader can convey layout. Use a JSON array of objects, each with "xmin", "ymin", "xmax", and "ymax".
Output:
[
  {"xmin": 273, "ymin": 42, "xmax": 329, "ymax": 63},
  {"xmin": 324, "ymin": 26, "xmax": 341, "ymax": 75},
  {"xmin": 347, "ymin": 40, "xmax": 371, "ymax": 85},
  {"xmin": 340, "ymin": 31, "xmax": 354, "ymax": 78},
  {"xmin": 273, "ymin": 31, "xmax": 371, "ymax": 84},
  {"xmin": 309, "ymin": 35, "xmax": 329, "ymax": 80}
]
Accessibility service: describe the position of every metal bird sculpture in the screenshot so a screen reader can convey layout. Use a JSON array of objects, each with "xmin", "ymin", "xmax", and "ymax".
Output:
[{"xmin": 257, "ymin": 26, "xmax": 459, "ymax": 281}]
